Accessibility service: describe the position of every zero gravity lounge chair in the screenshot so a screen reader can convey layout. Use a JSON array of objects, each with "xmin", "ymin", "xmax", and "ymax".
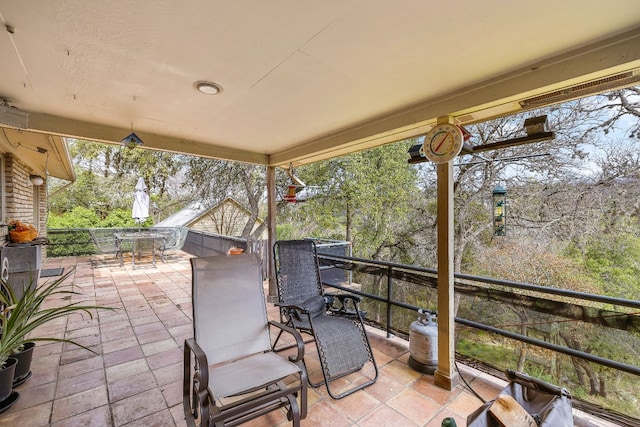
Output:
[
  {"xmin": 274, "ymin": 240, "xmax": 378, "ymax": 399},
  {"xmin": 184, "ymin": 254, "xmax": 307, "ymax": 427}
]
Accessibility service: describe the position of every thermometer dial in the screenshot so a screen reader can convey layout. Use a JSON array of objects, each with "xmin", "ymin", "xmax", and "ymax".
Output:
[{"xmin": 422, "ymin": 123, "xmax": 464, "ymax": 164}]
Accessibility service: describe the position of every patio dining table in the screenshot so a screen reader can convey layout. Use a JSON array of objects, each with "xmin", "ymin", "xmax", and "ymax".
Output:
[{"xmin": 114, "ymin": 231, "xmax": 167, "ymax": 269}]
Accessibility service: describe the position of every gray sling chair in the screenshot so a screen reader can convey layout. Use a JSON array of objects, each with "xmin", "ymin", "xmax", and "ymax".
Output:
[
  {"xmin": 273, "ymin": 239, "xmax": 378, "ymax": 399},
  {"xmin": 183, "ymin": 254, "xmax": 308, "ymax": 427}
]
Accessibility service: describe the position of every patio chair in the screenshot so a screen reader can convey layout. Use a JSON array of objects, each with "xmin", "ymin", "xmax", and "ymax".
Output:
[
  {"xmin": 273, "ymin": 239, "xmax": 378, "ymax": 399},
  {"xmin": 152, "ymin": 226, "xmax": 188, "ymax": 262},
  {"xmin": 184, "ymin": 254, "xmax": 307, "ymax": 427},
  {"xmin": 89, "ymin": 228, "xmax": 123, "ymax": 261}
]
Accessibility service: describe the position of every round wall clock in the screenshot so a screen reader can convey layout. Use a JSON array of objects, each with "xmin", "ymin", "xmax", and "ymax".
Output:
[{"xmin": 422, "ymin": 123, "xmax": 464, "ymax": 164}]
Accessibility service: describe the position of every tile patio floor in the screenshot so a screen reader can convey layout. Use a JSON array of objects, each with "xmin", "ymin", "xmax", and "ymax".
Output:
[{"xmin": 0, "ymin": 252, "xmax": 619, "ymax": 426}]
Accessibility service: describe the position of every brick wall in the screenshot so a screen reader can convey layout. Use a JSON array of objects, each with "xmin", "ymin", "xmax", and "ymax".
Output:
[{"xmin": 4, "ymin": 154, "xmax": 48, "ymax": 236}]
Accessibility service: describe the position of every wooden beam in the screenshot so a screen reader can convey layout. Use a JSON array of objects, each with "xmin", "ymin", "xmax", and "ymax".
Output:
[
  {"xmin": 266, "ymin": 166, "xmax": 278, "ymax": 302},
  {"xmin": 434, "ymin": 116, "xmax": 459, "ymax": 390}
]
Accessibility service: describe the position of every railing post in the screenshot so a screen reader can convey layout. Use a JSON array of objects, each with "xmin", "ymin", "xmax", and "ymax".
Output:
[
  {"xmin": 266, "ymin": 166, "xmax": 278, "ymax": 302},
  {"xmin": 386, "ymin": 266, "xmax": 393, "ymax": 338}
]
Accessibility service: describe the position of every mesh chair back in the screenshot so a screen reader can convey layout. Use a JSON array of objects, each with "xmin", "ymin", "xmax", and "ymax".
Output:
[
  {"xmin": 191, "ymin": 254, "xmax": 271, "ymax": 364},
  {"xmin": 274, "ymin": 240, "xmax": 324, "ymax": 305}
]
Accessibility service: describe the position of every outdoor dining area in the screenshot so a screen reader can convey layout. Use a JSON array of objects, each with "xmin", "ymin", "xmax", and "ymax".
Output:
[
  {"xmin": 85, "ymin": 178, "xmax": 189, "ymax": 270},
  {"xmin": 113, "ymin": 178, "xmax": 167, "ymax": 269},
  {"xmin": 0, "ymin": 244, "xmax": 615, "ymax": 427}
]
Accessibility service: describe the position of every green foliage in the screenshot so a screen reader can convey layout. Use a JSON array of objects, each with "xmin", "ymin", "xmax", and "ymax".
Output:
[
  {"xmin": 102, "ymin": 209, "xmax": 153, "ymax": 228},
  {"xmin": 45, "ymin": 229, "xmax": 94, "ymax": 258},
  {"xmin": 50, "ymin": 139, "xmax": 188, "ymax": 223},
  {"xmin": 476, "ymin": 240, "xmax": 600, "ymax": 293},
  {"xmin": 47, "ymin": 206, "xmax": 100, "ymax": 228},
  {"xmin": 276, "ymin": 224, "xmax": 297, "ymax": 241},
  {"xmin": 47, "ymin": 206, "xmax": 154, "ymax": 257},
  {"xmin": 565, "ymin": 229, "xmax": 640, "ymax": 300},
  {"xmin": 456, "ymin": 335, "xmax": 516, "ymax": 368},
  {"xmin": 292, "ymin": 141, "xmax": 419, "ymax": 259}
]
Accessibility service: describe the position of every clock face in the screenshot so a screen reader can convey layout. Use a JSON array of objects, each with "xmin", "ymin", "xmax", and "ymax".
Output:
[{"xmin": 422, "ymin": 123, "xmax": 463, "ymax": 164}]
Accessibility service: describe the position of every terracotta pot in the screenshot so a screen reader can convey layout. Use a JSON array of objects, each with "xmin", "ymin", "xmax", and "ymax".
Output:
[
  {"xmin": 12, "ymin": 342, "xmax": 35, "ymax": 387},
  {"xmin": 0, "ymin": 357, "xmax": 19, "ymax": 413}
]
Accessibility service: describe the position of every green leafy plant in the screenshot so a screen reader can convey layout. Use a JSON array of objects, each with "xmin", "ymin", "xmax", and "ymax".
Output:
[{"xmin": 0, "ymin": 269, "xmax": 114, "ymax": 367}]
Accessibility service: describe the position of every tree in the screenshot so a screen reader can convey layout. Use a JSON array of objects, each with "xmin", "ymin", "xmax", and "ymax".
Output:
[
  {"xmin": 49, "ymin": 139, "xmax": 188, "ymax": 224},
  {"xmin": 186, "ymin": 159, "xmax": 268, "ymax": 240},
  {"xmin": 291, "ymin": 141, "xmax": 419, "ymax": 260}
]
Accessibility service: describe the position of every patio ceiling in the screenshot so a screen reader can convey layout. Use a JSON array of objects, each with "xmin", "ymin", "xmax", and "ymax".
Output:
[{"xmin": 0, "ymin": 1, "xmax": 639, "ymax": 179}]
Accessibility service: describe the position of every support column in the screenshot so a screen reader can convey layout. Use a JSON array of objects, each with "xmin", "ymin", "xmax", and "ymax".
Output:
[
  {"xmin": 266, "ymin": 165, "xmax": 278, "ymax": 302},
  {"xmin": 434, "ymin": 118, "xmax": 460, "ymax": 390}
]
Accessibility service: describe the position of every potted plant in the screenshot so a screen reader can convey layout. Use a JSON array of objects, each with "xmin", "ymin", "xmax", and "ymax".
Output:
[
  {"xmin": 0, "ymin": 268, "xmax": 113, "ymax": 411},
  {"xmin": 0, "ymin": 356, "xmax": 17, "ymax": 413}
]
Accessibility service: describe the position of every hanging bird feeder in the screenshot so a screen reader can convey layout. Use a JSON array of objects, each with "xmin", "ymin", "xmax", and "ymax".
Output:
[
  {"xmin": 284, "ymin": 184, "xmax": 305, "ymax": 203},
  {"xmin": 492, "ymin": 185, "xmax": 507, "ymax": 236}
]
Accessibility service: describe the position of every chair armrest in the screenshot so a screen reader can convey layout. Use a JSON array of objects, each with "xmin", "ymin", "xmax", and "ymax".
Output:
[
  {"xmin": 326, "ymin": 293, "xmax": 362, "ymax": 304},
  {"xmin": 274, "ymin": 302, "xmax": 309, "ymax": 314},
  {"xmin": 268, "ymin": 320, "xmax": 305, "ymax": 363},
  {"xmin": 184, "ymin": 338, "xmax": 211, "ymax": 427},
  {"xmin": 184, "ymin": 338, "xmax": 209, "ymax": 392},
  {"xmin": 325, "ymin": 293, "xmax": 365, "ymax": 317}
]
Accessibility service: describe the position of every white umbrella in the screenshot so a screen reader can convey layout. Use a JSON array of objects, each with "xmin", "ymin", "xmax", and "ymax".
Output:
[{"xmin": 132, "ymin": 177, "xmax": 150, "ymax": 227}]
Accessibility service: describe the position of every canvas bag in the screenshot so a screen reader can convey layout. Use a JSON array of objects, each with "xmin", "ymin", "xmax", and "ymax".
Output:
[{"xmin": 467, "ymin": 370, "xmax": 573, "ymax": 427}]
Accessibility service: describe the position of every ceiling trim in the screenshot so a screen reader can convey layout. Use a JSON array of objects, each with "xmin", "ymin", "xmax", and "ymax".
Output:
[
  {"xmin": 271, "ymin": 27, "xmax": 640, "ymax": 168},
  {"xmin": 25, "ymin": 114, "xmax": 270, "ymax": 165}
]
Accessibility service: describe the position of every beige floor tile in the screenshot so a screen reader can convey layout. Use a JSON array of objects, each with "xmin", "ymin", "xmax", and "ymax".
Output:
[
  {"xmin": 51, "ymin": 385, "xmax": 109, "ymax": 423},
  {"xmin": 106, "ymin": 358, "xmax": 149, "ymax": 383},
  {"xmin": 51, "ymin": 405, "xmax": 112, "ymax": 427},
  {"xmin": 103, "ymin": 345, "xmax": 146, "ymax": 368},
  {"xmin": 108, "ymin": 371, "xmax": 158, "ymax": 403},
  {"xmin": 56, "ymin": 368, "xmax": 105, "ymax": 399},
  {"xmin": 358, "ymin": 404, "xmax": 418, "ymax": 427},
  {"xmin": 111, "ymin": 388, "xmax": 167, "ymax": 426},
  {"xmin": 386, "ymin": 388, "xmax": 441, "ymax": 425},
  {"xmin": 0, "ymin": 401, "xmax": 53, "ymax": 426}
]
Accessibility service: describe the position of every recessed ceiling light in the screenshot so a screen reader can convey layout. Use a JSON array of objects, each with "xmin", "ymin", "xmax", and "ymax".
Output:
[{"xmin": 194, "ymin": 81, "xmax": 222, "ymax": 95}]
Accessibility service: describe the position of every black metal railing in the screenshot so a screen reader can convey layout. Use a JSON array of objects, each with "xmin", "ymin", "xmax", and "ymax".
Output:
[{"xmin": 316, "ymin": 251, "xmax": 640, "ymax": 424}]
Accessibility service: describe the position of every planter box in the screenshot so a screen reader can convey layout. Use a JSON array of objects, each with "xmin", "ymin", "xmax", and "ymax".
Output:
[{"xmin": 0, "ymin": 244, "xmax": 42, "ymax": 299}]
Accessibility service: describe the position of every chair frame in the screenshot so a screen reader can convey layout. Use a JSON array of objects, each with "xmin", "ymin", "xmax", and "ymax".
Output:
[
  {"xmin": 183, "ymin": 254, "xmax": 307, "ymax": 427},
  {"xmin": 151, "ymin": 226, "xmax": 188, "ymax": 262},
  {"xmin": 273, "ymin": 239, "xmax": 378, "ymax": 399},
  {"xmin": 88, "ymin": 228, "xmax": 123, "ymax": 261}
]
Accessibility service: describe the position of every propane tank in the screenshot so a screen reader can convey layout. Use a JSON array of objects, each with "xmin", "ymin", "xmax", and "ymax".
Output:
[{"xmin": 408, "ymin": 309, "xmax": 438, "ymax": 374}]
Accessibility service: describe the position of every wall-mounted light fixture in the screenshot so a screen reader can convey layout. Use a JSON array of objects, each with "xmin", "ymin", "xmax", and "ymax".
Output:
[
  {"xmin": 492, "ymin": 185, "xmax": 507, "ymax": 236},
  {"xmin": 30, "ymin": 175, "xmax": 44, "ymax": 186}
]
